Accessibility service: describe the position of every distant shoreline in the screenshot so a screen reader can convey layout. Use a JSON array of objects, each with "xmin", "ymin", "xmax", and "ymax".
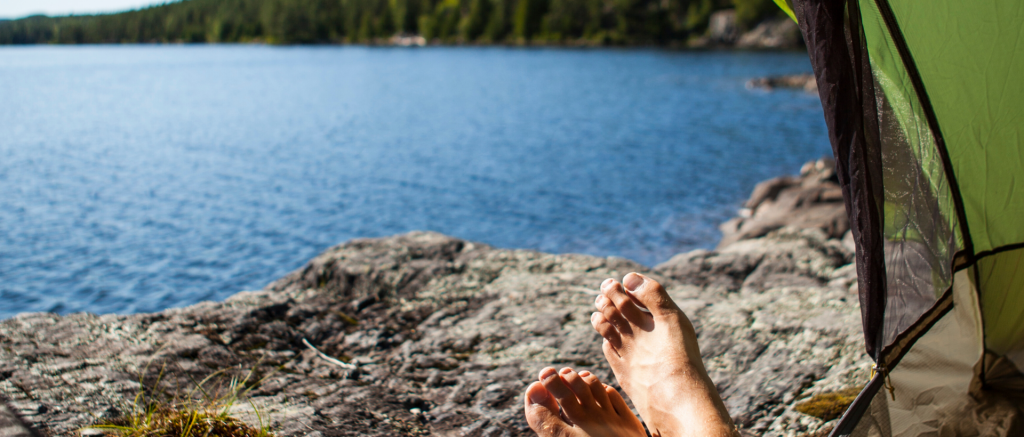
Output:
[
  {"xmin": 1, "ymin": 4, "xmax": 803, "ymax": 50},
  {"xmin": 0, "ymin": 40, "xmax": 809, "ymax": 51}
]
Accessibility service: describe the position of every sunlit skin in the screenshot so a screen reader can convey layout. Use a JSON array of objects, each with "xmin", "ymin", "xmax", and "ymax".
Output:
[
  {"xmin": 523, "ymin": 367, "xmax": 647, "ymax": 437},
  {"xmin": 524, "ymin": 272, "xmax": 739, "ymax": 437},
  {"xmin": 591, "ymin": 273, "xmax": 738, "ymax": 436}
]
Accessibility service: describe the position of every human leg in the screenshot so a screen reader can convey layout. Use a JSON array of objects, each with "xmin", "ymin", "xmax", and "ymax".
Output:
[{"xmin": 591, "ymin": 273, "xmax": 737, "ymax": 437}]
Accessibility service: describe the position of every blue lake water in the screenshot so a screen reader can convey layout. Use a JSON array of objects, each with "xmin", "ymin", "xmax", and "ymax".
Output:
[{"xmin": 0, "ymin": 45, "xmax": 830, "ymax": 318}]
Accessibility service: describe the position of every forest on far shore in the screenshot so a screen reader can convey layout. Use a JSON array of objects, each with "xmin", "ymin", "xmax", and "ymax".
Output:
[{"xmin": 0, "ymin": 0, "xmax": 787, "ymax": 45}]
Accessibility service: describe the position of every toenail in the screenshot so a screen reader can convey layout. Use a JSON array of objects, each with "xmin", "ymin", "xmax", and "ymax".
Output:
[
  {"xmin": 601, "ymin": 278, "xmax": 614, "ymax": 290},
  {"xmin": 623, "ymin": 273, "xmax": 645, "ymax": 291},
  {"xmin": 539, "ymin": 367, "xmax": 557, "ymax": 380},
  {"xmin": 595, "ymin": 295, "xmax": 608, "ymax": 309},
  {"xmin": 529, "ymin": 388, "xmax": 549, "ymax": 404},
  {"xmin": 579, "ymin": 370, "xmax": 591, "ymax": 377},
  {"xmin": 559, "ymin": 368, "xmax": 572, "ymax": 375}
]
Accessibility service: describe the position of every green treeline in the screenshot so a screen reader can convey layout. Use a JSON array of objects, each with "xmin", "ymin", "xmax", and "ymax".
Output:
[{"xmin": 0, "ymin": 0, "xmax": 782, "ymax": 45}]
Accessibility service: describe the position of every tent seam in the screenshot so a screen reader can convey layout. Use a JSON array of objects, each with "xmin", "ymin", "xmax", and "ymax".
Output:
[
  {"xmin": 869, "ymin": 0, "xmax": 974, "ymax": 256},
  {"xmin": 871, "ymin": 0, "xmax": 986, "ymax": 381},
  {"xmin": 968, "ymin": 241, "xmax": 1024, "ymax": 264},
  {"xmin": 828, "ymin": 288, "xmax": 955, "ymax": 437},
  {"xmin": 880, "ymin": 287, "xmax": 954, "ymax": 369}
]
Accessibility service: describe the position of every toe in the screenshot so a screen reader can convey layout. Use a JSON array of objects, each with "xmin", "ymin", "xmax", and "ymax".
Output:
[
  {"xmin": 524, "ymin": 382, "xmax": 577, "ymax": 437},
  {"xmin": 601, "ymin": 280, "xmax": 651, "ymax": 332},
  {"xmin": 602, "ymin": 385, "xmax": 646, "ymax": 433},
  {"xmin": 596, "ymin": 294, "xmax": 634, "ymax": 336},
  {"xmin": 578, "ymin": 370, "xmax": 612, "ymax": 413},
  {"xmin": 591, "ymin": 312, "xmax": 622, "ymax": 348},
  {"xmin": 622, "ymin": 273, "xmax": 677, "ymax": 316},
  {"xmin": 601, "ymin": 334, "xmax": 621, "ymax": 359},
  {"xmin": 604, "ymin": 384, "xmax": 635, "ymax": 418},
  {"xmin": 540, "ymin": 367, "xmax": 586, "ymax": 418},
  {"xmin": 559, "ymin": 368, "xmax": 598, "ymax": 409}
]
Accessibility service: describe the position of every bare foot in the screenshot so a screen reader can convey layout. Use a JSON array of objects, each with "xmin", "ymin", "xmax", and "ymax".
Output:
[
  {"xmin": 591, "ymin": 273, "xmax": 737, "ymax": 437},
  {"xmin": 524, "ymin": 366, "xmax": 647, "ymax": 437}
]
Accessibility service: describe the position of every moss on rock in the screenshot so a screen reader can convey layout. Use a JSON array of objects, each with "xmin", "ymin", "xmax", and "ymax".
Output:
[{"xmin": 794, "ymin": 386, "xmax": 863, "ymax": 422}]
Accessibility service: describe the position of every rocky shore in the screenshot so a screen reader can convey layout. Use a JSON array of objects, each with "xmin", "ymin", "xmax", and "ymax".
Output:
[
  {"xmin": 0, "ymin": 159, "xmax": 868, "ymax": 437},
  {"xmin": 688, "ymin": 12, "xmax": 802, "ymax": 49},
  {"xmin": 746, "ymin": 74, "xmax": 817, "ymax": 94}
]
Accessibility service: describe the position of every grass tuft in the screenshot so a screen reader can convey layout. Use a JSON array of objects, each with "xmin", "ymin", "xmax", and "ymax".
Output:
[
  {"xmin": 86, "ymin": 360, "xmax": 276, "ymax": 437},
  {"xmin": 91, "ymin": 404, "xmax": 273, "ymax": 437}
]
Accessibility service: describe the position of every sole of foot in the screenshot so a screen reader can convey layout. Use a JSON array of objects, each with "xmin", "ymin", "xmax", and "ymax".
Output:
[
  {"xmin": 524, "ymin": 366, "xmax": 647, "ymax": 437},
  {"xmin": 591, "ymin": 272, "xmax": 738, "ymax": 437}
]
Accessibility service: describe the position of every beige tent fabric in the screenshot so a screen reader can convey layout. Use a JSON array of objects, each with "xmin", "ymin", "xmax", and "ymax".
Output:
[
  {"xmin": 848, "ymin": 270, "xmax": 1021, "ymax": 436},
  {"xmin": 976, "ymin": 248, "xmax": 1024, "ymax": 371}
]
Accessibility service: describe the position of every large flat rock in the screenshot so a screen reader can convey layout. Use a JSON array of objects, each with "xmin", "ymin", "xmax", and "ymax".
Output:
[{"xmin": 0, "ymin": 228, "xmax": 869, "ymax": 436}]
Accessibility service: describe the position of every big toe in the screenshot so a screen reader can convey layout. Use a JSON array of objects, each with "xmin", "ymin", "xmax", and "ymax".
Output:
[
  {"xmin": 524, "ymin": 382, "xmax": 578, "ymax": 437},
  {"xmin": 622, "ymin": 273, "xmax": 676, "ymax": 315}
]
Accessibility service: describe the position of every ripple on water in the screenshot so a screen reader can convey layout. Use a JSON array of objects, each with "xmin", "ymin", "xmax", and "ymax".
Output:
[{"xmin": 0, "ymin": 46, "xmax": 829, "ymax": 318}]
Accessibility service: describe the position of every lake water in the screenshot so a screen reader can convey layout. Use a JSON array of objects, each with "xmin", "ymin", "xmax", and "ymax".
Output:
[{"xmin": 0, "ymin": 45, "xmax": 829, "ymax": 318}]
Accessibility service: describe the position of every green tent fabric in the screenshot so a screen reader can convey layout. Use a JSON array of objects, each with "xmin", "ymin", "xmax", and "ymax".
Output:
[{"xmin": 786, "ymin": 0, "xmax": 1024, "ymax": 435}]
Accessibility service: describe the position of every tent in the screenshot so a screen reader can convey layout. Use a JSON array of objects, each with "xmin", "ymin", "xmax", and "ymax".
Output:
[{"xmin": 774, "ymin": 0, "xmax": 1024, "ymax": 435}]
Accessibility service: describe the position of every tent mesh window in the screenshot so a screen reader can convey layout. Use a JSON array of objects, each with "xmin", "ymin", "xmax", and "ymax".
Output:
[{"xmin": 791, "ymin": 0, "xmax": 1024, "ymax": 435}]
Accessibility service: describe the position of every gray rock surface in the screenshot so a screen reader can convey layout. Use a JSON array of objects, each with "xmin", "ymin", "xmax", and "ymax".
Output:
[
  {"xmin": 0, "ymin": 228, "xmax": 868, "ymax": 437},
  {"xmin": 704, "ymin": 10, "xmax": 738, "ymax": 45},
  {"xmin": 690, "ymin": 11, "xmax": 802, "ymax": 50},
  {"xmin": 0, "ymin": 398, "xmax": 40, "ymax": 437},
  {"xmin": 0, "ymin": 160, "xmax": 869, "ymax": 437},
  {"xmin": 718, "ymin": 158, "xmax": 847, "ymax": 249},
  {"xmin": 747, "ymin": 74, "xmax": 817, "ymax": 94},
  {"xmin": 735, "ymin": 18, "xmax": 801, "ymax": 50}
]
